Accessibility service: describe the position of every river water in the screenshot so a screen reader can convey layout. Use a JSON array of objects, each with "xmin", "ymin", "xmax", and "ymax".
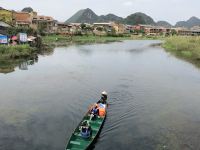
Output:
[{"xmin": 0, "ymin": 40, "xmax": 200, "ymax": 150}]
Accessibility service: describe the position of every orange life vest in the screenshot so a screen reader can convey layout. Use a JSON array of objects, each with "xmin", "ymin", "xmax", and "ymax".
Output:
[{"xmin": 98, "ymin": 107, "xmax": 106, "ymax": 117}]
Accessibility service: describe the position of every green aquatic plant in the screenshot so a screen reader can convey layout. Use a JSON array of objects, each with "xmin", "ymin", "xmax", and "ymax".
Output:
[
  {"xmin": 163, "ymin": 36, "xmax": 200, "ymax": 67},
  {"xmin": 0, "ymin": 44, "xmax": 35, "ymax": 59}
]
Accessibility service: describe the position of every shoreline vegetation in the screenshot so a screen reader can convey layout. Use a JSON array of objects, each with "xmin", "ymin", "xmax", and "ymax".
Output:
[
  {"xmin": 0, "ymin": 44, "xmax": 36, "ymax": 59},
  {"xmin": 0, "ymin": 34, "xmax": 132, "ymax": 60},
  {"xmin": 162, "ymin": 36, "xmax": 200, "ymax": 67},
  {"xmin": 1, "ymin": 34, "xmax": 200, "ymax": 69},
  {"xmin": 42, "ymin": 34, "xmax": 132, "ymax": 47}
]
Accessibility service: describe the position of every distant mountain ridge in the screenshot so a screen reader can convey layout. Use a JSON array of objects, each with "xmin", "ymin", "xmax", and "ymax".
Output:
[
  {"xmin": 99, "ymin": 14, "xmax": 124, "ymax": 23},
  {"xmin": 175, "ymin": 17, "xmax": 200, "ymax": 28},
  {"xmin": 124, "ymin": 12, "xmax": 155, "ymax": 25},
  {"xmin": 66, "ymin": 8, "xmax": 200, "ymax": 28},
  {"xmin": 156, "ymin": 21, "xmax": 172, "ymax": 28},
  {"xmin": 66, "ymin": 8, "xmax": 155, "ymax": 25},
  {"xmin": 66, "ymin": 8, "xmax": 99, "ymax": 24}
]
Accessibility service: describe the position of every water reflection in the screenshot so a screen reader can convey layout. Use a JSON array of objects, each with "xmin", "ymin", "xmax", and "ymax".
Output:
[
  {"xmin": 0, "ymin": 56, "xmax": 38, "ymax": 74},
  {"xmin": 0, "ymin": 41, "xmax": 200, "ymax": 150},
  {"xmin": 0, "ymin": 47, "xmax": 54, "ymax": 74}
]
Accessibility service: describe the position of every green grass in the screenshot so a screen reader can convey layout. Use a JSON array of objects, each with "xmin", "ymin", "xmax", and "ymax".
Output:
[
  {"xmin": 0, "ymin": 44, "xmax": 35, "ymax": 59},
  {"xmin": 42, "ymin": 35, "xmax": 69, "ymax": 43},
  {"xmin": 42, "ymin": 34, "xmax": 132, "ymax": 46},
  {"xmin": 131, "ymin": 35, "xmax": 165, "ymax": 40},
  {"xmin": 162, "ymin": 36, "xmax": 200, "ymax": 67}
]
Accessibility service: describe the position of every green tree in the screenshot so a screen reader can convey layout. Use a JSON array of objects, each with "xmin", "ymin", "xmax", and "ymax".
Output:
[
  {"xmin": 171, "ymin": 29, "xmax": 177, "ymax": 36},
  {"xmin": 96, "ymin": 26, "xmax": 103, "ymax": 32},
  {"xmin": 80, "ymin": 23, "xmax": 86, "ymax": 30}
]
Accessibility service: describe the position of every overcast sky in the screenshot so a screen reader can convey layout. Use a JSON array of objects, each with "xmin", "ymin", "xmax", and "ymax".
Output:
[{"xmin": 0, "ymin": 0, "xmax": 199, "ymax": 25}]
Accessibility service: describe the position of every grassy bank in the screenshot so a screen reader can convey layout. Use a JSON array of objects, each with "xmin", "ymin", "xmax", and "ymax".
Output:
[
  {"xmin": 0, "ymin": 44, "xmax": 36, "ymax": 59},
  {"xmin": 131, "ymin": 35, "xmax": 165, "ymax": 40},
  {"xmin": 162, "ymin": 36, "xmax": 200, "ymax": 67},
  {"xmin": 1, "ymin": 35, "xmax": 129, "ymax": 60},
  {"xmin": 42, "ymin": 35, "xmax": 132, "ymax": 46}
]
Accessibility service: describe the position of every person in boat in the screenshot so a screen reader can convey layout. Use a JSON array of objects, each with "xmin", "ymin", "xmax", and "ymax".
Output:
[
  {"xmin": 98, "ymin": 103, "xmax": 106, "ymax": 117},
  {"xmin": 97, "ymin": 91, "xmax": 108, "ymax": 104},
  {"xmin": 79, "ymin": 121, "xmax": 92, "ymax": 138},
  {"xmin": 90, "ymin": 104, "xmax": 99, "ymax": 120}
]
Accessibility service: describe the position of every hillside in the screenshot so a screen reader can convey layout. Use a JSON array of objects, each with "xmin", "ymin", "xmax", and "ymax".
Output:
[
  {"xmin": 66, "ymin": 9, "xmax": 155, "ymax": 25},
  {"xmin": 98, "ymin": 14, "xmax": 123, "ymax": 23},
  {"xmin": 124, "ymin": 12, "xmax": 155, "ymax": 25},
  {"xmin": 66, "ymin": 8, "xmax": 200, "ymax": 28},
  {"xmin": 156, "ymin": 21, "xmax": 172, "ymax": 28},
  {"xmin": 175, "ymin": 17, "xmax": 200, "ymax": 28},
  {"xmin": 66, "ymin": 8, "xmax": 99, "ymax": 23}
]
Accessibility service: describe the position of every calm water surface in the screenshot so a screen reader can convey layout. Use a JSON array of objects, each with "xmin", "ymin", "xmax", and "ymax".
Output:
[{"xmin": 0, "ymin": 40, "xmax": 200, "ymax": 150}]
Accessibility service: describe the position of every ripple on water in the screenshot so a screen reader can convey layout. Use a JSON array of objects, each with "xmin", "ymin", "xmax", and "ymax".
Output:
[
  {"xmin": 1, "ymin": 40, "xmax": 200, "ymax": 150},
  {"xmin": 100, "ymin": 89, "xmax": 138, "ymax": 139}
]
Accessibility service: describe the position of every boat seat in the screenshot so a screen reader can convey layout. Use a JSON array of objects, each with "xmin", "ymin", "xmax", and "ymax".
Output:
[
  {"xmin": 70, "ymin": 141, "xmax": 81, "ymax": 145},
  {"xmin": 92, "ymin": 127, "xmax": 99, "ymax": 131},
  {"xmin": 97, "ymin": 121, "xmax": 102, "ymax": 124},
  {"xmin": 73, "ymin": 133, "xmax": 81, "ymax": 137}
]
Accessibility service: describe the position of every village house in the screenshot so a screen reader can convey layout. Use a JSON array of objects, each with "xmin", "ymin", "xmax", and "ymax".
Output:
[
  {"xmin": 191, "ymin": 26, "xmax": 200, "ymax": 31},
  {"xmin": 133, "ymin": 24, "xmax": 171, "ymax": 35},
  {"xmin": 29, "ymin": 11, "xmax": 38, "ymax": 30},
  {"xmin": 80, "ymin": 23, "xmax": 93, "ymax": 35},
  {"xmin": 112, "ymin": 23, "xmax": 126, "ymax": 34},
  {"xmin": 33, "ymin": 15, "xmax": 54, "ymax": 33},
  {"xmin": 68, "ymin": 23, "xmax": 82, "ymax": 34},
  {"xmin": 14, "ymin": 12, "xmax": 32, "ymax": 27},
  {"xmin": 173, "ymin": 27, "xmax": 200, "ymax": 36},
  {"xmin": 93, "ymin": 22, "xmax": 127, "ymax": 35},
  {"xmin": 146, "ymin": 26, "xmax": 171, "ymax": 35},
  {"xmin": 133, "ymin": 24, "xmax": 152, "ymax": 32},
  {"xmin": 93, "ymin": 22, "xmax": 113, "ymax": 33},
  {"xmin": 13, "ymin": 10, "xmax": 55, "ymax": 33},
  {"xmin": 53, "ymin": 22, "xmax": 71, "ymax": 34},
  {"xmin": 124, "ymin": 25, "xmax": 134, "ymax": 34}
]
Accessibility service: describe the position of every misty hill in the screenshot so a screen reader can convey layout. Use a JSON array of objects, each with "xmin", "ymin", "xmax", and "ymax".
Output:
[
  {"xmin": 22, "ymin": 7, "xmax": 33, "ymax": 13},
  {"xmin": 65, "ymin": 8, "xmax": 200, "ymax": 28},
  {"xmin": 124, "ymin": 12, "xmax": 155, "ymax": 25},
  {"xmin": 99, "ymin": 14, "xmax": 123, "ymax": 23},
  {"xmin": 66, "ymin": 9, "xmax": 155, "ymax": 25},
  {"xmin": 66, "ymin": 8, "xmax": 99, "ymax": 23},
  {"xmin": 175, "ymin": 17, "xmax": 200, "ymax": 28},
  {"xmin": 156, "ymin": 21, "xmax": 172, "ymax": 28}
]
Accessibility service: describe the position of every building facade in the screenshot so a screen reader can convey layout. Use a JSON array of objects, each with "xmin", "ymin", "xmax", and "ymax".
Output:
[{"xmin": 14, "ymin": 12, "xmax": 32, "ymax": 27}]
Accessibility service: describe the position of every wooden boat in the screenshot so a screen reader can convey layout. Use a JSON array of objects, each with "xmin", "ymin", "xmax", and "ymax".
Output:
[{"xmin": 66, "ymin": 103, "xmax": 107, "ymax": 150}]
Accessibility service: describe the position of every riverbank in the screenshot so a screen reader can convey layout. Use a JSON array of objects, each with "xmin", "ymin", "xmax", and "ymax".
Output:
[
  {"xmin": 0, "ymin": 35, "xmax": 130, "ymax": 61},
  {"xmin": 162, "ymin": 36, "xmax": 200, "ymax": 67},
  {"xmin": 42, "ymin": 35, "xmax": 132, "ymax": 47},
  {"xmin": 2, "ymin": 35, "xmax": 200, "ymax": 69},
  {"xmin": 0, "ymin": 44, "xmax": 38, "ymax": 59}
]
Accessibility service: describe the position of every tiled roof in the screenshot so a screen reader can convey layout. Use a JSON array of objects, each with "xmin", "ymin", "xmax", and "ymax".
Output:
[{"xmin": 14, "ymin": 12, "xmax": 32, "ymax": 23}]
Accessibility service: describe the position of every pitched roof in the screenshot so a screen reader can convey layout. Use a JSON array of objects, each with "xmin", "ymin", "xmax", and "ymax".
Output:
[{"xmin": 14, "ymin": 12, "xmax": 32, "ymax": 23}]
